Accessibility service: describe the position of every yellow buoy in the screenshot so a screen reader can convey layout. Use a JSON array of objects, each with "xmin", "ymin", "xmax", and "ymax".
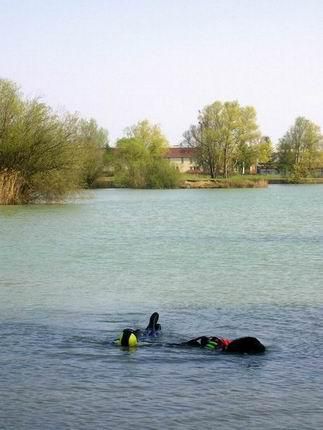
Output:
[{"xmin": 128, "ymin": 333, "xmax": 138, "ymax": 347}]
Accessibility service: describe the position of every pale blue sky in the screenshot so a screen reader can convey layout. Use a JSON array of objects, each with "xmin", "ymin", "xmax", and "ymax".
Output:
[{"xmin": 0, "ymin": 0, "xmax": 322, "ymax": 145}]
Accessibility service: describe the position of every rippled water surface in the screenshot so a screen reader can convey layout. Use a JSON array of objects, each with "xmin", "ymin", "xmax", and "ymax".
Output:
[{"xmin": 1, "ymin": 186, "xmax": 323, "ymax": 429}]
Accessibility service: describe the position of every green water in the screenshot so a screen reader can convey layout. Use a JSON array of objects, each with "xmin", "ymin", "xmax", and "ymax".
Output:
[
  {"xmin": 1, "ymin": 185, "xmax": 323, "ymax": 429},
  {"xmin": 1, "ymin": 186, "xmax": 322, "ymax": 316}
]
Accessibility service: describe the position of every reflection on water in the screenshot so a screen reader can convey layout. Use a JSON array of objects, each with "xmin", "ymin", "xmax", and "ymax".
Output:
[{"xmin": 1, "ymin": 186, "xmax": 323, "ymax": 429}]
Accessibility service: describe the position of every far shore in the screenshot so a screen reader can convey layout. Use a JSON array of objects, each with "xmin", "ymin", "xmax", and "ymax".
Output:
[{"xmin": 93, "ymin": 176, "xmax": 323, "ymax": 189}]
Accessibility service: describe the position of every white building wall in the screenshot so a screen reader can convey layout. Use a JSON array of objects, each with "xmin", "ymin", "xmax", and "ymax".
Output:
[{"xmin": 168, "ymin": 157, "xmax": 194, "ymax": 173}]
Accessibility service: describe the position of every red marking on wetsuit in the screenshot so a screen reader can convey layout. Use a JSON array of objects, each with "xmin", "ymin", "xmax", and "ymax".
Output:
[{"xmin": 218, "ymin": 337, "xmax": 231, "ymax": 350}]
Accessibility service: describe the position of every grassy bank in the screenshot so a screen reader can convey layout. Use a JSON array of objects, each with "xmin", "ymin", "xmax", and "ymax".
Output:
[
  {"xmin": 180, "ymin": 175, "xmax": 268, "ymax": 189},
  {"xmin": 94, "ymin": 174, "xmax": 268, "ymax": 189}
]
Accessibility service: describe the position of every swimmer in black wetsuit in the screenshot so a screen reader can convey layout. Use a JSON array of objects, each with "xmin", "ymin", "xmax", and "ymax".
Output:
[
  {"xmin": 114, "ymin": 328, "xmax": 140, "ymax": 347},
  {"xmin": 114, "ymin": 312, "xmax": 161, "ymax": 347},
  {"xmin": 114, "ymin": 312, "xmax": 265, "ymax": 353},
  {"xmin": 184, "ymin": 335, "xmax": 265, "ymax": 354}
]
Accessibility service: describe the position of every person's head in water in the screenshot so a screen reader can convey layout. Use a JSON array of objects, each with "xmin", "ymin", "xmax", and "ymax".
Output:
[
  {"xmin": 146, "ymin": 312, "xmax": 161, "ymax": 333},
  {"xmin": 225, "ymin": 337, "xmax": 265, "ymax": 354},
  {"xmin": 117, "ymin": 329, "xmax": 139, "ymax": 347}
]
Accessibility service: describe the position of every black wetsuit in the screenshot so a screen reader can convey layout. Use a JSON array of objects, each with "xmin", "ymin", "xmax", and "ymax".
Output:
[{"xmin": 184, "ymin": 336, "xmax": 265, "ymax": 353}]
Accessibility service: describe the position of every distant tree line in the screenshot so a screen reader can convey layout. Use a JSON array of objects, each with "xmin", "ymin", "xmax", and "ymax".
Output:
[
  {"xmin": 1, "ymin": 78, "xmax": 323, "ymax": 203},
  {"xmin": 183, "ymin": 101, "xmax": 323, "ymax": 179}
]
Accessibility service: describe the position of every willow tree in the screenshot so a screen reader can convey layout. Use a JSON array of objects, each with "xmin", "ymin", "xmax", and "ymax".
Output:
[
  {"xmin": 183, "ymin": 101, "xmax": 260, "ymax": 177},
  {"xmin": 0, "ymin": 79, "xmax": 107, "ymax": 203},
  {"xmin": 277, "ymin": 117, "xmax": 323, "ymax": 178}
]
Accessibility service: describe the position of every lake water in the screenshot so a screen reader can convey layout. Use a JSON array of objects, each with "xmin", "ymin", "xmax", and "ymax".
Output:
[{"xmin": 1, "ymin": 185, "xmax": 323, "ymax": 429}]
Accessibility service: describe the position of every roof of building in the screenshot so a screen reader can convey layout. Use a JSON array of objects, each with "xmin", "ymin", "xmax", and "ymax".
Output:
[{"xmin": 166, "ymin": 147, "xmax": 195, "ymax": 158}]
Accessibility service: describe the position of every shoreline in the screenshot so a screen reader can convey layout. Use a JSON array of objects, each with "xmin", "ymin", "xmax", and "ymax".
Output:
[
  {"xmin": 180, "ymin": 178, "xmax": 268, "ymax": 189},
  {"xmin": 93, "ymin": 176, "xmax": 323, "ymax": 189},
  {"xmin": 94, "ymin": 177, "xmax": 268, "ymax": 189}
]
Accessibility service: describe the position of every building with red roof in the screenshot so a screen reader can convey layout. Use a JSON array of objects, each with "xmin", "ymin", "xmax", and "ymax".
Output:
[{"xmin": 165, "ymin": 147, "xmax": 198, "ymax": 173}]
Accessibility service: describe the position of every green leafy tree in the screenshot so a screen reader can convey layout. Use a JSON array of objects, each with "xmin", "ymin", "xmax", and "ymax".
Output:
[
  {"xmin": 114, "ymin": 137, "xmax": 148, "ymax": 188},
  {"xmin": 114, "ymin": 120, "xmax": 179, "ymax": 188},
  {"xmin": 184, "ymin": 101, "xmax": 260, "ymax": 177},
  {"xmin": 236, "ymin": 143, "xmax": 258, "ymax": 174},
  {"xmin": 257, "ymin": 136, "xmax": 273, "ymax": 164},
  {"xmin": 236, "ymin": 136, "xmax": 273, "ymax": 174},
  {"xmin": 125, "ymin": 119, "xmax": 168, "ymax": 158},
  {"xmin": 277, "ymin": 117, "xmax": 322, "ymax": 178}
]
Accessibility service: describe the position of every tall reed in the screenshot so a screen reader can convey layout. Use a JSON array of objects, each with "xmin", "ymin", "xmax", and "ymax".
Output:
[{"xmin": 0, "ymin": 169, "xmax": 27, "ymax": 204}]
